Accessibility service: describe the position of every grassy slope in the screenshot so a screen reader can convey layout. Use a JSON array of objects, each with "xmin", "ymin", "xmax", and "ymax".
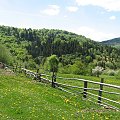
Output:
[
  {"xmin": 0, "ymin": 71, "xmax": 120, "ymax": 120},
  {"xmin": 54, "ymin": 74, "xmax": 120, "ymax": 109}
]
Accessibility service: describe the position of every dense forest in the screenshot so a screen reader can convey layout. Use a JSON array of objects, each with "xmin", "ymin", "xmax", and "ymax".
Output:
[{"xmin": 0, "ymin": 25, "xmax": 120, "ymax": 76}]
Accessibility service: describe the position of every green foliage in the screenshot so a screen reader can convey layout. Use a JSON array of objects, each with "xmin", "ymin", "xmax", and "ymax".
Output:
[
  {"xmin": 24, "ymin": 60, "xmax": 37, "ymax": 69},
  {"xmin": 115, "ymin": 70, "xmax": 120, "ymax": 79},
  {"xmin": 58, "ymin": 64, "xmax": 71, "ymax": 74},
  {"xmin": 85, "ymin": 56, "xmax": 93, "ymax": 63},
  {"xmin": 101, "ymin": 37, "xmax": 120, "ymax": 46},
  {"xmin": 58, "ymin": 60, "xmax": 92, "ymax": 75},
  {"xmin": 70, "ymin": 61, "xmax": 85, "ymax": 75},
  {"xmin": 0, "ymin": 25, "xmax": 120, "ymax": 72},
  {"xmin": 108, "ymin": 70, "xmax": 116, "ymax": 76},
  {"xmin": 48, "ymin": 55, "xmax": 59, "ymax": 72},
  {"xmin": 0, "ymin": 44, "xmax": 13, "ymax": 65},
  {"xmin": 106, "ymin": 62, "xmax": 116, "ymax": 69}
]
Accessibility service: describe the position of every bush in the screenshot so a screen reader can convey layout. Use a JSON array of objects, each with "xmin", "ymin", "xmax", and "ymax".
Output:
[
  {"xmin": 108, "ymin": 70, "xmax": 116, "ymax": 76},
  {"xmin": 106, "ymin": 62, "xmax": 115, "ymax": 69},
  {"xmin": 46, "ymin": 55, "xmax": 59, "ymax": 73},
  {"xmin": 24, "ymin": 60, "xmax": 37, "ymax": 69},
  {"xmin": 70, "ymin": 61, "xmax": 86, "ymax": 75},
  {"xmin": 58, "ymin": 61, "xmax": 89, "ymax": 75},
  {"xmin": 58, "ymin": 64, "xmax": 71, "ymax": 74},
  {"xmin": 92, "ymin": 66, "xmax": 104, "ymax": 77},
  {"xmin": 0, "ymin": 44, "xmax": 13, "ymax": 65}
]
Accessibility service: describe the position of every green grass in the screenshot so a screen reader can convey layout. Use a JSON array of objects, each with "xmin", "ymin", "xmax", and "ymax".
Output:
[
  {"xmin": 45, "ymin": 73, "xmax": 120, "ymax": 112},
  {"xmin": 54, "ymin": 73, "xmax": 120, "ymax": 110},
  {"xmin": 0, "ymin": 71, "xmax": 120, "ymax": 120}
]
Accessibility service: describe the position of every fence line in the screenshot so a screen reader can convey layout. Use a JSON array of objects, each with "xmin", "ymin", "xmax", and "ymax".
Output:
[{"xmin": 3, "ymin": 66, "xmax": 119, "ymax": 111}]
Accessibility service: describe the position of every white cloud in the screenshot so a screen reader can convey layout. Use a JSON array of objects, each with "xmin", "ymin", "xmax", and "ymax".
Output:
[
  {"xmin": 75, "ymin": 0, "xmax": 120, "ymax": 12},
  {"xmin": 66, "ymin": 6, "xmax": 78, "ymax": 12},
  {"xmin": 68, "ymin": 26, "xmax": 118, "ymax": 41},
  {"xmin": 41, "ymin": 5, "xmax": 60, "ymax": 16},
  {"xmin": 109, "ymin": 16, "xmax": 116, "ymax": 20}
]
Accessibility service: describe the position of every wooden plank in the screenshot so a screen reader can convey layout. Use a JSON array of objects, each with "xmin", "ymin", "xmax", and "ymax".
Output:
[
  {"xmin": 86, "ymin": 88, "xmax": 120, "ymax": 95},
  {"xmin": 54, "ymin": 82, "xmax": 83, "ymax": 89},
  {"xmin": 57, "ymin": 77, "xmax": 120, "ymax": 89},
  {"xmin": 87, "ymin": 91, "xmax": 120, "ymax": 105}
]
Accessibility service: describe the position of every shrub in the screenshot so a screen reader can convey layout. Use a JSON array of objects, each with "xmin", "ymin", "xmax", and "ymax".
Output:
[
  {"xmin": 58, "ymin": 61, "xmax": 89, "ymax": 75},
  {"xmin": 108, "ymin": 70, "xmax": 116, "ymax": 76},
  {"xmin": 44, "ymin": 55, "xmax": 59, "ymax": 72},
  {"xmin": 106, "ymin": 62, "xmax": 115, "ymax": 69},
  {"xmin": 70, "ymin": 61, "xmax": 86, "ymax": 75},
  {"xmin": 92, "ymin": 66, "xmax": 104, "ymax": 77},
  {"xmin": 58, "ymin": 64, "xmax": 71, "ymax": 74},
  {"xmin": 0, "ymin": 44, "xmax": 13, "ymax": 65}
]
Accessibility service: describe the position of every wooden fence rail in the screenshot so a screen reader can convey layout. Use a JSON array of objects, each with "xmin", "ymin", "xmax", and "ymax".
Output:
[{"xmin": 56, "ymin": 77, "xmax": 120, "ymax": 89}]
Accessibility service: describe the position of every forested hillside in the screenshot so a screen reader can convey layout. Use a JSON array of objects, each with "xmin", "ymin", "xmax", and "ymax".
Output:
[
  {"xmin": 101, "ymin": 38, "xmax": 120, "ymax": 49},
  {"xmin": 0, "ymin": 25, "xmax": 120, "ymax": 75}
]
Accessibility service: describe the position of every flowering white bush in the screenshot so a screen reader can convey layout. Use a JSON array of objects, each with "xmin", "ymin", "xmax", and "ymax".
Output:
[{"xmin": 92, "ymin": 66, "xmax": 104, "ymax": 77}]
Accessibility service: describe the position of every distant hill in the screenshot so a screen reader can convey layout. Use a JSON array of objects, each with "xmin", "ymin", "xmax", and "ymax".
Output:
[
  {"xmin": 101, "ymin": 37, "xmax": 120, "ymax": 49},
  {"xmin": 0, "ymin": 25, "xmax": 120, "ymax": 74}
]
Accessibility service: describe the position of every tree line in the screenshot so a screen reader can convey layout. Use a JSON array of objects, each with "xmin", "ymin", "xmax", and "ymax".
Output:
[{"xmin": 0, "ymin": 25, "xmax": 120, "ymax": 76}]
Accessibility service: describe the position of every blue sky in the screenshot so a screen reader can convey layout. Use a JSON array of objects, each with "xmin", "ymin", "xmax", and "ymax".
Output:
[{"xmin": 0, "ymin": 0, "xmax": 120, "ymax": 41}]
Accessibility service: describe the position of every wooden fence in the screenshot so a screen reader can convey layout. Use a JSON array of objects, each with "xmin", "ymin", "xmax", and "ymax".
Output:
[
  {"xmin": 1, "ymin": 64, "xmax": 119, "ymax": 111},
  {"xmin": 20, "ymin": 68, "xmax": 120, "ymax": 111},
  {"xmin": 55, "ymin": 77, "xmax": 120, "ymax": 110}
]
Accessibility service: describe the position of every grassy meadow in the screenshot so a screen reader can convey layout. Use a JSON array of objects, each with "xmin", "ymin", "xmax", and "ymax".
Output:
[{"xmin": 0, "ymin": 70, "xmax": 120, "ymax": 120}]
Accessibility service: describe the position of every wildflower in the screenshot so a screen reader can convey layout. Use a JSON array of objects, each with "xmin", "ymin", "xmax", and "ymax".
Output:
[
  {"xmin": 62, "ymin": 117, "xmax": 65, "ymax": 120},
  {"xmin": 105, "ymin": 116, "xmax": 109, "ymax": 120},
  {"xmin": 64, "ymin": 99, "xmax": 69, "ymax": 103}
]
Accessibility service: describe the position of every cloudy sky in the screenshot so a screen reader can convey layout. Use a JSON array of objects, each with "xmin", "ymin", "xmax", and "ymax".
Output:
[{"xmin": 0, "ymin": 0, "xmax": 120, "ymax": 41}]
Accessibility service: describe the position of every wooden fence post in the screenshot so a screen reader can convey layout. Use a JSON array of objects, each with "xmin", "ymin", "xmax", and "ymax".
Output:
[
  {"xmin": 98, "ymin": 78, "xmax": 104, "ymax": 103},
  {"xmin": 37, "ymin": 74, "xmax": 41, "ymax": 82},
  {"xmin": 83, "ymin": 81, "xmax": 88, "ymax": 99},
  {"xmin": 52, "ymin": 72, "xmax": 56, "ymax": 88},
  {"xmin": 37, "ymin": 69, "xmax": 39, "ymax": 74},
  {"xmin": 36, "ymin": 69, "xmax": 39, "ymax": 80}
]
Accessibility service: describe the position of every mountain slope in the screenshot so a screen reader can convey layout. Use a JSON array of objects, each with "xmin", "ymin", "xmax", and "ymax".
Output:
[{"xmin": 101, "ymin": 37, "xmax": 120, "ymax": 49}]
